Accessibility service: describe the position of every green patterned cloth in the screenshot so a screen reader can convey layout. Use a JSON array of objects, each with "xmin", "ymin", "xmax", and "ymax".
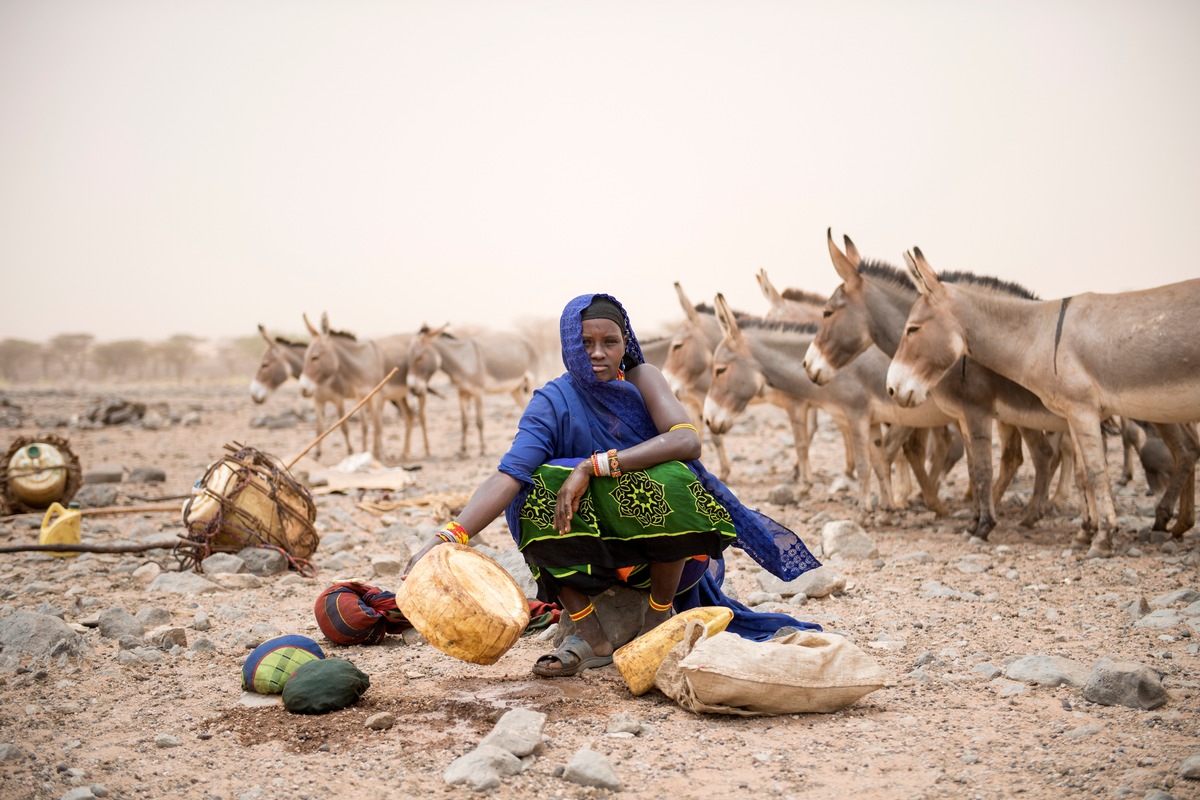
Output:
[{"xmin": 517, "ymin": 461, "xmax": 736, "ymax": 596}]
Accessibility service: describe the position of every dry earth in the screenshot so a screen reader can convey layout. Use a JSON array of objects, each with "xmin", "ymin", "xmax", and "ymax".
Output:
[{"xmin": 0, "ymin": 381, "xmax": 1198, "ymax": 800}]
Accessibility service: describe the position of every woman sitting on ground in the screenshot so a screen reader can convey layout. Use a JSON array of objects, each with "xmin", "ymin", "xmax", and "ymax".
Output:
[{"xmin": 405, "ymin": 293, "xmax": 821, "ymax": 677}]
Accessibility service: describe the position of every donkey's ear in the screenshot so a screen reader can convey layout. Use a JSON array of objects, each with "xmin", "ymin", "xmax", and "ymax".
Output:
[
  {"xmin": 257, "ymin": 324, "xmax": 273, "ymax": 345},
  {"xmin": 827, "ymin": 228, "xmax": 862, "ymax": 288},
  {"xmin": 319, "ymin": 312, "xmax": 330, "ymax": 334},
  {"xmin": 906, "ymin": 248, "xmax": 946, "ymax": 302},
  {"xmin": 842, "ymin": 234, "xmax": 862, "ymax": 268},
  {"xmin": 714, "ymin": 293, "xmax": 742, "ymax": 344},
  {"xmin": 674, "ymin": 282, "xmax": 701, "ymax": 324},
  {"xmin": 756, "ymin": 269, "xmax": 784, "ymax": 306},
  {"xmin": 303, "ymin": 313, "xmax": 320, "ymax": 337}
]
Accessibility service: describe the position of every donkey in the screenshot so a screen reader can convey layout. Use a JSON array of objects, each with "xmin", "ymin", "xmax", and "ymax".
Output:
[
  {"xmin": 802, "ymin": 231, "xmax": 1077, "ymax": 539},
  {"xmin": 249, "ymin": 324, "xmax": 362, "ymax": 459},
  {"xmin": 755, "ymin": 269, "xmax": 826, "ymax": 327},
  {"xmin": 704, "ymin": 293, "xmax": 958, "ymax": 519},
  {"xmin": 662, "ymin": 282, "xmax": 851, "ymax": 487},
  {"xmin": 299, "ymin": 314, "xmax": 425, "ymax": 463},
  {"xmin": 887, "ymin": 248, "xmax": 1200, "ymax": 557},
  {"xmin": 657, "ymin": 284, "xmax": 740, "ymax": 481},
  {"xmin": 406, "ymin": 325, "xmax": 539, "ymax": 456}
]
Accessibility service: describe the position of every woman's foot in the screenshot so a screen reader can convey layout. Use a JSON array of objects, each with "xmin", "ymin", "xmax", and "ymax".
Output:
[
  {"xmin": 531, "ymin": 635, "xmax": 613, "ymax": 677},
  {"xmin": 638, "ymin": 606, "xmax": 673, "ymax": 636}
]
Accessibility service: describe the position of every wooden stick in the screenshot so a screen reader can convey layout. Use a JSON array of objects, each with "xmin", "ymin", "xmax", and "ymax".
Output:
[
  {"xmin": 0, "ymin": 502, "xmax": 181, "ymax": 522},
  {"xmin": 80, "ymin": 503, "xmax": 180, "ymax": 517},
  {"xmin": 285, "ymin": 366, "xmax": 399, "ymax": 471},
  {"xmin": 0, "ymin": 539, "xmax": 187, "ymax": 554}
]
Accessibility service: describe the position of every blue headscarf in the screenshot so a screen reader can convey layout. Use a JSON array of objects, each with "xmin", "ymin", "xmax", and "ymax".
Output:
[{"xmin": 499, "ymin": 293, "xmax": 821, "ymax": 639}]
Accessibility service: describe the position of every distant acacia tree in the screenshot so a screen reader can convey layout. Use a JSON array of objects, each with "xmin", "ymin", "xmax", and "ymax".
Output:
[
  {"xmin": 155, "ymin": 334, "xmax": 202, "ymax": 382},
  {"xmin": 0, "ymin": 338, "xmax": 42, "ymax": 382},
  {"xmin": 92, "ymin": 339, "xmax": 149, "ymax": 380},
  {"xmin": 48, "ymin": 333, "xmax": 94, "ymax": 378}
]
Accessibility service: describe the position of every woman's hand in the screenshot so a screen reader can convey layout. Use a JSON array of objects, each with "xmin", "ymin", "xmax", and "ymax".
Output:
[
  {"xmin": 553, "ymin": 461, "xmax": 592, "ymax": 534},
  {"xmin": 403, "ymin": 533, "xmax": 444, "ymax": 576}
]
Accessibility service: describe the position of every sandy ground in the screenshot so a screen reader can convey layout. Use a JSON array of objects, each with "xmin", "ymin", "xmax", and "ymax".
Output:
[{"xmin": 0, "ymin": 381, "xmax": 1198, "ymax": 800}]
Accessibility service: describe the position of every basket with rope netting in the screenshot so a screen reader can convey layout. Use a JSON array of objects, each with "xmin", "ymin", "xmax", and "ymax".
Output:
[{"xmin": 178, "ymin": 443, "xmax": 319, "ymax": 577}]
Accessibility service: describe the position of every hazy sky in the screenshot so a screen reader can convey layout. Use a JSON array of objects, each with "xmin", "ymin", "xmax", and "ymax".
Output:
[{"xmin": 2, "ymin": 0, "xmax": 1198, "ymax": 345}]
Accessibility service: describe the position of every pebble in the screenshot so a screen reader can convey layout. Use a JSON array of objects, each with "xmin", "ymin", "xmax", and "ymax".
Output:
[{"xmin": 365, "ymin": 712, "xmax": 395, "ymax": 730}]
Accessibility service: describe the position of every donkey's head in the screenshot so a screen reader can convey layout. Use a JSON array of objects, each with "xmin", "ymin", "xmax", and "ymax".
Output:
[
  {"xmin": 406, "ymin": 324, "xmax": 447, "ymax": 396},
  {"xmin": 886, "ymin": 248, "xmax": 967, "ymax": 407},
  {"xmin": 804, "ymin": 229, "xmax": 877, "ymax": 385},
  {"xmin": 250, "ymin": 324, "xmax": 292, "ymax": 403},
  {"xmin": 661, "ymin": 283, "xmax": 713, "ymax": 399},
  {"xmin": 703, "ymin": 293, "xmax": 767, "ymax": 435},
  {"xmin": 299, "ymin": 313, "xmax": 339, "ymax": 396}
]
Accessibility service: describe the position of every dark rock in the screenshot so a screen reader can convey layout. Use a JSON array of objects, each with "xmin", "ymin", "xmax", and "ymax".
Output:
[
  {"xmin": 83, "ymin": 467, "xmax": 124, "ymax": 485},
  {"xmin": 127, "ymin": 467, "xmax": 166, "ymax": 483},
  {"xmin": 73, "ymin": 485, "xmax": 119, "ymax": 508}
]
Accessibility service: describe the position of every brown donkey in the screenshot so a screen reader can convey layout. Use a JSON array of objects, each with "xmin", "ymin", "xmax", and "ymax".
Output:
[
  {"xmin": 887, "ymin": 249, "xmax": 1200, "ymax": 557},
  {"xmin": 249, "ymin": 324, "xmax": 362, "ymax": 459}
]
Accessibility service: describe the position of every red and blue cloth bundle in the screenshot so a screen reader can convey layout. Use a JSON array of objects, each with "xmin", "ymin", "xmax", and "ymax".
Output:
[{"xmin": 314, "ymin": 581, "xmax": 411, "ymax": 645}]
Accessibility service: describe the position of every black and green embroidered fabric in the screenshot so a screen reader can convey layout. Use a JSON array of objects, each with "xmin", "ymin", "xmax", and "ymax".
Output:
[{"xmin": 516, "ymin": 461, "xmax": 736, "ymax": 596}]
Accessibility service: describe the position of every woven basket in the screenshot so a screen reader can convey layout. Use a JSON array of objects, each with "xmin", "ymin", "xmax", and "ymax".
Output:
[{"xmin": 181, "ymin": 446, "xmax": 318, "ymax": 564}]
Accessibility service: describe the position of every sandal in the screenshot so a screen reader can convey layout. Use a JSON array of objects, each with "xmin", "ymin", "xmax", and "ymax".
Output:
[{"xmin": 531, "ymin": 635, "xmax": 613, "ymax": 678}]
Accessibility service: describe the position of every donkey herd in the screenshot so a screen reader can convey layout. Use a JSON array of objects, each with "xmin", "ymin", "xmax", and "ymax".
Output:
[{"xmin": 250, "ymin": 230, "xmax": 1199, "ymax": 559}]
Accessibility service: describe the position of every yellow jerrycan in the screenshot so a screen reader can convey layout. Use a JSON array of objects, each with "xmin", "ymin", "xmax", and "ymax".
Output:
[
  {"xmin": 40, "ymin": 502, "xmax": 81, "ymax": 558},
  {"xmin": 612, "ymin": 606, "xmax": 734, "ymax": 696}
]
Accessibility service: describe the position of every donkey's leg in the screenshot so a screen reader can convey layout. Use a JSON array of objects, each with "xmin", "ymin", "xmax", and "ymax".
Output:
[
  {"xmin": 925, "ymin": 425, "xmax": 951, "ymax": 484},
  {"xmin": 313, "ymin": 400, "xmax": 327, "ymax": 460},
  {"xmin": 417, "ymin": 392, "xmax": 431, "ymax": 457},
  {"xmin": 1154, "ymin": 423, "xmax": 1200, "ymax": 535},
  {"xmin": 369, "ymin": 395, "xmax": 385, "ymax": 461},
  {"xmin": 868, "ymin": 423, "xmax": 896, "ymax": 512},
  {"xmin": 687, "ymin": 396, "xmax": 730, "ymax": 480},
  {"xmin": 1176, "ymin": 423, "xmax": 1199, "ymax": 536},
  {"xmin": 881, "ymin": 425, "xmax": 911, "ymax": 508},
  {"xmin": 1066, "ymin": 415, "xmax": 1116, "ymax": 557},
  {"xmin": 710, "ymin": 432, "xmax": 732, "ymax": 482},
  {"xmin": 1047, "ymin": 432, "xmax": 1074, "ymax": 511},
  {"xmin": 1116, "ymin": 416, "xmax": 1137, "ymax": 486},
  {"xmin": 959, "ymin": 412, "xmax": 995, "ymax": 539},
  {"xmin": 396, "ymin": 395, "xmax": 415, "ymax": 462},
  {"xmin": 846, "ymin": 416, "xmax": 876, "ymax": 522},
  {"xmin": 475, "ymin": 393, "xmax": 486, "ymax": 456},
  {"xmin": 1017, "ymin": 428, "xmax": 1055, "ymax": 528},
  {"xmin": 839, "ymin": 419, "xmax": 857, "ymax": 478},
  {"xmin": 786, "ymin": 401, "xmax": 811, "ymax": 492},
  {"xmin": 991, "ymin": 422, "xmax": 1024, "ymax": 508},
  {"xmin": 902, "ymin": 428, "xmax": 950, "ymax": 516},
  {"xmin": 457, "ymin": 390, "xmax": 471, "ymax": 457}
]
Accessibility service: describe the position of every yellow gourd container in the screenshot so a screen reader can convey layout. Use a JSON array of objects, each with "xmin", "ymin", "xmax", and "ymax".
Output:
[
  {"xmin": 9, "ymin": 443, "xmax": 69, "ymax": 507},
  {"xmin": 40, "ymin": 502, "xmax": 81, "ymax": 558},
  {"xmin": 612, "ymin": 606, "xmax": 734, "ymax": 696},
  {"xmin": 396, "ymin": 542, "xmax": 530, "ymax": 665}
]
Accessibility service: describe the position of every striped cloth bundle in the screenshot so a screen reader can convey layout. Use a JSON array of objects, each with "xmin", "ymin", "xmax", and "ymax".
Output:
[{"xmin": 314, "ymin": 581, "xmax": 410, "ymax": 645}]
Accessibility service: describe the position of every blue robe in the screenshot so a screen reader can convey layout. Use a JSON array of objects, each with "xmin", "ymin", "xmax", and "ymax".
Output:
[{"xmin": 497, "ymin": 293, "xmax": 821, "ymax": 641}]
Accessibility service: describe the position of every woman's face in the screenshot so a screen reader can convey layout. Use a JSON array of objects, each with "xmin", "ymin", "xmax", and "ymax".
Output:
[{"xmin": 581, "ymin": 318, "xmax": 626, "ymax": 382}]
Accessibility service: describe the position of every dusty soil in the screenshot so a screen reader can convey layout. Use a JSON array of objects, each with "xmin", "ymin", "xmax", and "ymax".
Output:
[{"xmin": 0, "ymin": 381, "xmax": 1198, "ymax": 800}]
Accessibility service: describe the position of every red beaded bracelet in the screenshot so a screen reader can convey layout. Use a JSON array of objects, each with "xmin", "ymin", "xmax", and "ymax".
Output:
[{"xmin": 436, "ymin": 521, "xmax": 469, "ymax": 545}]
